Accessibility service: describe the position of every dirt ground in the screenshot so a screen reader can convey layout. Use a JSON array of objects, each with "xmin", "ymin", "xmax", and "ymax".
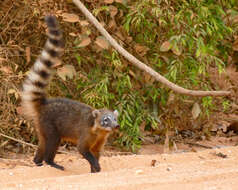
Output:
[{"xmin": 0, "ymin": 136, "xmax": 238, "ymax": 190}]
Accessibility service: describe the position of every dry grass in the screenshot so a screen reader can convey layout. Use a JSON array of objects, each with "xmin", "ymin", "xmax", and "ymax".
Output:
[
  {"xmin": 0, "ymin": 0, "xmax": 70, "ymax": 153},
  {"xmin": 0, "ymin": 0, "xmax": 238, "ymax": 154}
]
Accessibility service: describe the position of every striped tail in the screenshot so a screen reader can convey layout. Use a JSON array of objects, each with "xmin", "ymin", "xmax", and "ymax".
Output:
[{"xmin": 21, "ymin": 15, "xmax": 64, "ymax": 118}]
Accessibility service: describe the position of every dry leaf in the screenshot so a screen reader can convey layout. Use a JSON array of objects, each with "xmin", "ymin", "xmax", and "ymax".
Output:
[
  {"xmin": 8, "ymin": 88, "xmax": 19, "ymax": 100},
  {"xmin": 108, "ymin": 19, "xmax": 117, "ymax": 31},
  {"xmin": 26, "ymin": 47, "xmax": 31, "ymax": 63},
  {"xmin": 143, "ymin": 72, "xmax": 155, "ymax": 84},
  {"xmin": 135, "ymin": 44, "xmax": 149, "ymax": 56},
  {"xmin": 167, "ymin": 93, "xmax": 175, "ymax": 105},
  {"xmin": 104, "ymin": 0, "xmax": 114, "ymax": 3},
  {"xmin": 115, "ymin": 0, "xmax": 125, "ymax": 3},
  {"xmin": 128, "ymin": 70, "xmax": 136, "ymax": 78},
  {"xmin": 115, "ymin": 30, "xmax": 125, "ymax": 41},
  {"xmin": 78, "ymin": 37, "xmax": 91, "ymax": 48},
  {"xmin": 62, "ymin": 13, "xmax": 79, "ymax": 23},
  {"xmin": 233, "ymin": 15, "xmax": 238, "ymax": 23},
  {"xmin": 191, "ymin": 102, "xmax": 201, "ymax": 119},
  {"xmin": 171, "ymin": 45, "xmax": 182, "ymax": 56},
  {"xmin": 95, "ymin": 36, "xmax": 110, "ymax": 49},
  {"xmin": 151, "ymin": 160, "xmax": 157, "ymax": 167},
  {"xmin": 0, "ymin": 57, "xmax": 7, "ymax": 63},
  {"xmin": 109, "ymin": 6, "xmax": 118, "ymax": 17},
  {"xmin": 160, "ymin": 41, "xmax": 171, "ymax": 52},
  {"xmin": 16, "ymin": 106, "xmax": 24, "ymax": 116},
  {"xmin": 0, "ymin": 66, "xmax": 12, "ymax": 74},
  {"xmin": 57, "ymin": 65, "xmax": 76, "ymax": 81},
  {"xmin": 139, "ymin": 121, "xmax": 146, "ymax": 132},
  {"xmin": 80, "ymin": 20, "xmax": 89, "ymax": 26},
  {"xmin": 69, "ymin": 32, "xmax": 77, "ymax": 37},
  {"xmin": 56, "ymin": 10, "xmax": 63, "ymax": 15},
  {"xmin": 8, "ymin": 89, "xmax": 16, "ymax": 94},
  {"xmin": 163, "ymin": 130, "xmax": 170, "ymax": 154},
  {"xmin": 232, "ymin": 41, "xmax": 238, "ymax": 51}
]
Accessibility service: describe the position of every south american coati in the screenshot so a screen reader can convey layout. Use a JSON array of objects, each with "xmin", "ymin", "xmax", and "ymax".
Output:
[{"xmin": 21, "ymin": 15, "xmax": 119, "ymax": 172}]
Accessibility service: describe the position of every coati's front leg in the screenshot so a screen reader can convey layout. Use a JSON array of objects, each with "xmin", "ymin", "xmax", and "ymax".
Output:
[{"xmin": 78, "ymin": 138, "xmax": 101, "ymax": 173}]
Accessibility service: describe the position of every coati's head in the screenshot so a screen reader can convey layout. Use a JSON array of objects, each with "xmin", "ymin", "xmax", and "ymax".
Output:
[{"xmin": 92, "ymin": 109, "xmax": 120, "ymax": 132}]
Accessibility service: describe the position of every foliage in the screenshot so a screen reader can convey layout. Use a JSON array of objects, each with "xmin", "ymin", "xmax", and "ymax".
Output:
[
  {"xmin": 1, "ymin": 0, "xmax": 238, "ymax": 153},
  {"xmin": 68, "ymin": 0, "xmax": 237, "ymax": 151}
]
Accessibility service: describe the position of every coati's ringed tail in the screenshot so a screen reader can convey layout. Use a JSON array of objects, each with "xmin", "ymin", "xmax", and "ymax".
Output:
[
  {"xmin": 21, "ymin": 15, "xmax": 119, "ymax": 173},
  {"xmin": 21, "ymin": 15, "xmax": 64, "ymax": 118}
]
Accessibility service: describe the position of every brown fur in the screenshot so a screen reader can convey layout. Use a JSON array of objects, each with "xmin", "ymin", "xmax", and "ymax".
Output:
[{"xmin": 21, "ymin": 16, "xmax": 119, "ymax": 172}]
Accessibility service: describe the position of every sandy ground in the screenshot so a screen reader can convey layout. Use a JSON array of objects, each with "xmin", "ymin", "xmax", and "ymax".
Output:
[{"xmin": 1, "ymin": 137, "xmax": 238, "ymax": 190}]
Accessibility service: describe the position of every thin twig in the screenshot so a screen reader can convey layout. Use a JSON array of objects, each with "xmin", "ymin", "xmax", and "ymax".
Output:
[
  {"xmin": 0, "ymin": 132, "xmax": 37, "ymax": 149},
  {"xmin": 72, "ymin": 0, "xmax": 230, "ymax": 97},
  {"xmin": 0, "ymin": 132, "xmax": 71, "ymax": 154},
  {"xmin": 185, "ymin": 142, "xmax": 213, "ymax": 149}
]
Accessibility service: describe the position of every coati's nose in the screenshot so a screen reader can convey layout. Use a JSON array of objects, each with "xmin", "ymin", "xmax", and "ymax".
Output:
[{"xmin": 115, "ymin": 124, "xmax": 120, "ymax": 129}]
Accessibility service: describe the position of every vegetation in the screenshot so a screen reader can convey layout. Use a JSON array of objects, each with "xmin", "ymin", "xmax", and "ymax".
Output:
[{"xmin": 0, "ymin": 0, "xmax": 238, "ymax": 153}]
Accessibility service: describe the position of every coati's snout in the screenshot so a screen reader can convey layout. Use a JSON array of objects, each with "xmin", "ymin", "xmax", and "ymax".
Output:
[{"xmin": 92, "ymin": 109, "xmax": 120, "ymax": 130}]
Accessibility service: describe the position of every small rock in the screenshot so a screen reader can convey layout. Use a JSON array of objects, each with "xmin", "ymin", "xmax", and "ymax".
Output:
[
  {"xmin": 135, "ymin": 169, "xmax": 143, "ymax": 174},
  {"xmin": 151, "ymin": 159, "xmax": 157, "ymax": 167},
  {"xmin": 167, "ymin": 167, "xmax": 172, "ymax": 171}
]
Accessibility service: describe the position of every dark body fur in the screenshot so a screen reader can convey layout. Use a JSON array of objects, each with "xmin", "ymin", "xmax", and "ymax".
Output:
[{"xmin": 21, "ymin": 16, "xmax": 119, "ymax": 172}]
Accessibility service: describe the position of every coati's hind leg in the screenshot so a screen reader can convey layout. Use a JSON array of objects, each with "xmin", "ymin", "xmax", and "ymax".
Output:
[
  {"xmin": 43, "ymin": 132, "xmax": 64, "ymax": 170},
  {"xmin": 33, "ymin": 134, "xmax": 45, "ymax": 166}
]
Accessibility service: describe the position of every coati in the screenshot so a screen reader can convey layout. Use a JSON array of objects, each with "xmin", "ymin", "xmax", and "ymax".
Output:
[{"xmin": 21, "ymin": 15, "xmax": 119, "ymax": 172}]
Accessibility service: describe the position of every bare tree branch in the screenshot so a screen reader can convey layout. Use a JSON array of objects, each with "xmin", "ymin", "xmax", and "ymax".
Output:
[{"xmin": 72, "ymin": 0, "xmax": 231, "ymax": 97}]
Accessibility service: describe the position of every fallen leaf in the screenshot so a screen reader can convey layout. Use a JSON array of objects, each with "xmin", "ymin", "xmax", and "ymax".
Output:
[
  {"xmin": 191, "ymin": 102, "xmax": 201, "ymax": 119},
  {"xmin": 95, "ymin": 36, "xmax": 110, "ymax": 49},
  {"xmin": 78, "ymin": 37, "xmax": 91, "ymax": 48},
  {"xmin": 160, "ymin": 41, "xmax": 171, "ymax": 52},
  {"xmin": 57, "ymin": 65, "xmax": 76, "ymax": 81},
  {"xmin": 62, "ymin": 13, "xmax": 79, "ymax": 23}
]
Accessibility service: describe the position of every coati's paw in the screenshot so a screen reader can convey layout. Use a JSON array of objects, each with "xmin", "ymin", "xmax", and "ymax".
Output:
[
  {"xmin": 34, "ymin": 162, "xmax": 43, "ymax": 167},
  {"xmin": 46, "ymin": 161, "xmax": 65, "ymax": 170},
  {"xmin": 91, "ymin": 164, "xmax": 101, "ymax": 173},
  {"xmin": 33, "ymin": 157, "xmax": 43, "ymax": 166}
]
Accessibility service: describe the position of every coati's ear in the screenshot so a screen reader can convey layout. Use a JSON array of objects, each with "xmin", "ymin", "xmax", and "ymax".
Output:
[
  {"xmin": 92, "ymin": 109, "xmax": 100, "ymax": 118},
  {"xmin": 113, "ymin": 110, "xmax": 119, "ymax": 117}
]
